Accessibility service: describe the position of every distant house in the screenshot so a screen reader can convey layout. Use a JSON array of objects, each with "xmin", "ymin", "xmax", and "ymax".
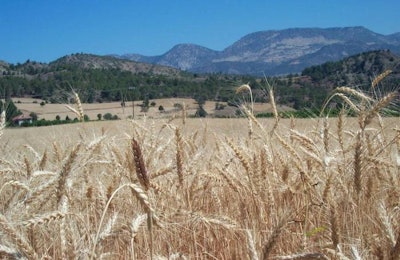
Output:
[{"xmin": 12, "ymin": 114, "xmax": 33, "ymax": 126}]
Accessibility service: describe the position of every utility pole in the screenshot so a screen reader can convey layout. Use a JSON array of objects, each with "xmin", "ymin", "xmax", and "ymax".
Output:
[
  {"xmin": 132, "ymin": 99, "xmax": 135, "ymax": 119},
  {"xmin": 128, "ymin": 86, "xmax": 135, "ymax": 119}
]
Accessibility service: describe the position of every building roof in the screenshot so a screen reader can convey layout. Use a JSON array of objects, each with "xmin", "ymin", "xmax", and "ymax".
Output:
[{"xmin": 12, "ymin": 114, "xmax": 32, "ymax": 122}]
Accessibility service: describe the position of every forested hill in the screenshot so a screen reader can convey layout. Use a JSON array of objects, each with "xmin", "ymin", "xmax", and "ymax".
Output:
[
  {"xmin": 302, "ymin": 49, "xmax": 400, "ymax": 89},
  {"xmin": 0, "ymin": 51, "xmax": 399, "ymax": 111},
  {"xmin": 0, "ymin": 53, "xmax": 243, "ymax": 104}
]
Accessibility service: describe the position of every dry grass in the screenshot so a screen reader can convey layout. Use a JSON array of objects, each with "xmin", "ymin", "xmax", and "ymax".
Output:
[{"xmin": 0, "ymin": 78, "xmax": 399, "ymax": 259}]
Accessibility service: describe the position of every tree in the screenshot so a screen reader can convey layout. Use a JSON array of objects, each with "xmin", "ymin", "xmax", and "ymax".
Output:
[
  {"xmin": 158, "ymin": 105, "xmax": 165, "ymax": 113},
  {"xmin": 97, "ymin": 113, "xmax": 102, "ymax": 120},
  {"xmin": 195, "ymin": 105, "xmax": 207, "ymax": 117},
  {"xmin": 141, "ymin": 96, "xmax": 149, "ymax": 112},
  {"xmin": 56, "ymin": 115, "xmax": 61, "ymax": 121},
  {"xmin": 103, "ymin": 113, "xmax": 113, "ymax": 120},
  {"xmin": 29, "ymin": 112, "xmax": 38, "ymax": 122},
  {"xmin": 0, "ymin": 99, "xmax": 22, "ymax": 124}
]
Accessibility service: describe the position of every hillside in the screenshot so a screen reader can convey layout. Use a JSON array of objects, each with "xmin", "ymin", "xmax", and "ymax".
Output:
[
  {"xmin": 301, "ymin": 49, "xmax": 400, "ymax": 89},
  {"xmin": 49, "ymin": 53, "xmax": 181, "ymax": 75},
  {"xmin": 0, "ymin": 50, "xmax": 399, "ymax": 117},
  {"xmin": 0, "ymin": 53, "xmax": 240, "ymax": 104},
  {"xmin": 116, "ymin": 26, "xmax": 400, "ymax": 75}
]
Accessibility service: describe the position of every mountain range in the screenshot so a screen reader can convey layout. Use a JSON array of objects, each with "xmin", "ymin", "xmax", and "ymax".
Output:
[{"xmin": 114, "ymin": 26, "xmax": 400, "ymax": 76}]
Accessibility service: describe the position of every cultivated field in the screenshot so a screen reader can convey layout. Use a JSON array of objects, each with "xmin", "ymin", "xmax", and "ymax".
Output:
[
  {"xmin": 13, "ymin": 97, "xmax": 293, "ymax": 121},
  {"xmin": 1, "ymin": 83, "xmax": 399, "ymax": 259}
]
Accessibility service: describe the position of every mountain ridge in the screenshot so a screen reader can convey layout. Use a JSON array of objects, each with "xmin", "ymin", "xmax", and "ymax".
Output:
[{"xmin": 114, "ymin": 26, "xmax": 400, "ymax": 75}]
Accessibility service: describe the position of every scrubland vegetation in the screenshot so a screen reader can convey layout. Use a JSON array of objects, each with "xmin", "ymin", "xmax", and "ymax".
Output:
[{"xmin": 0, "ymin": 72, "xmax": 399, "ymax": 259}]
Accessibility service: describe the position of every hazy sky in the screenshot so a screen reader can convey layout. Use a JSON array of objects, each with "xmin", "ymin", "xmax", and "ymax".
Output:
[{"xmin": 1, "ymin": 0, "xmax": 399, "ymax": 64}]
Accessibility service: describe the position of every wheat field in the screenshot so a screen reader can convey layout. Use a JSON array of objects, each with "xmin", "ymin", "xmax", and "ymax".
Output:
[{"xmin": 0, "ymin": 80, "xmax": 399, "ymax": 259}]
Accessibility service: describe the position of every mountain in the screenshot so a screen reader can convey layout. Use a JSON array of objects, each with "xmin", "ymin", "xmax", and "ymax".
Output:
[
  {"xmin": 115, "ymin": 26, "xmax": 400, "ymax": 75},
  {"xmin": 115, "ymin": 44, "xmax": 219, "ymax": 71},
  {"xmin": 50, "ymin": 53, "xmax": 181, "ymax": 75}
]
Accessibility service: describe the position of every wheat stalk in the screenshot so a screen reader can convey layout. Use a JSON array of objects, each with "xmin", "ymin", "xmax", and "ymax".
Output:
[
  {"xmin": 0, "ymin": 110, "xmax": 6, "ymax": 139},
  {"xmin": 175, "ymin": 127, "xmax": 184, "ymax": 186},
  {"xmin": 236, "ymin": 83, "xmax": 254, "ymax": 114},
  {"xmin": 65, "ymin": 90, "xmax": 84, "ymax": 121},
  {"xmin": 273, "ymin": 252, "xmax": 329, "ymax": 260},
  {"xmin": 354, "ymin": 132, "xmax": 363, "ymax": 196},
  {"xmin": 0, "ymin": 214, "xmax": 38, "ymax": 259},
  {"xmin": 262, "ymin": 215, "xmax": 288, "ymax": 260},
  {"xmin": 336, "ymin": 86, "xmax": 374, "ymax": 102},
  {"xmin": 371, "ymin": 69, "xmax": 392, "ymax": 89},
  {"xmin": 390, "ymin": 232, "xmax": 400, "ymax": 260},
  {"xmin": 330, "ymin": 204, "xmax": 339, "ymax": 249},
  {"xmin": 246, "ymin": 229, "xmax": 259, "ymax": 260}
]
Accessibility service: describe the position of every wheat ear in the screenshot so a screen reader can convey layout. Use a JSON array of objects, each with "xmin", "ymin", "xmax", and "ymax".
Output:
[
  {"xmin": 23, "ymin": 211, "xmax": 65, "ymax": 227},
  {"xmin": 131, "ymin": 137, "xmax": 150, "ymax": 190},
  {"xmin": 371, "ymin": 69, "xmax": 392, "ymax": 89},
  {"xmin": 92, "ymin": 183, "xmax": 158, "ymax": 259},
  {"xmin": 0, "ymin": 214, "xmax": 38, "ymax": 259},
  {"xmin": 336, "ymin": 86, "xmax": 374, "ymax": 102},
  {"xmin": 236, "ymin": 83, "xmax": 254, "ymax": 114},
  {"xmin": 226, "ymin": 137, "xmax": 252, "ymax": 175},
  {"xmin": 363, "ymin": 91, "xmax": 398, "ymax": 128},
  {"xmin": 268, "ymin": 84, "xmax": 279, "ymax": 132},
  {"xmin": 56, "ymin": 144, "xmax": 81, "ymax": 205}
]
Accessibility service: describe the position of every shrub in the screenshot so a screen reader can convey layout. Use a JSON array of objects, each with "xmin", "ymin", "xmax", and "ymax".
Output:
[{"xmin": 103, "ymin": 113, "xmax": 113, "ymax": 120}]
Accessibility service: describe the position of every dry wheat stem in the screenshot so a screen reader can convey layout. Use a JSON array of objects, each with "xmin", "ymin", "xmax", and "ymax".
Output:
[
  {"xmin": 0, "ymin": 110, "xmax": 6, "ymax": 139},
  {"xmin": 175, "ymin": 128, "xmax": 184, "ymax": 186},
  {"xmin": 246, "ymin": 229, "xmax": 259, "ymax": 260},
  {"xmin": 273, "ymin": 252, "xmax": 329, "ymax": 260},
  {"xmin": 91, "ymin": 183, "xmax": 155, "ymax": 259},
  {"xmin": 262, "ymin": 214, "xmax": 289, "ymax": 260},
  {"xmin": 269, "ymin": 86, "xmax": 280, "ymax": 132},
  {"xmin": 336, "ymin": 86, "xmax": 374, "ymax": 102},
  {"xmin": 236, "ymin": 83, "xmax": 254, "ymax": 114},
  {"xmin": 322, "ymin": 93, "xmax": 361, "ymax": 116},
  {"xmin": 354, "ymin": 132, "xmax": 363, "ymax": 196},
  {"xmin": 371, "ymin": 70, "xmax": 392, "ymax": 89},
  {"xmin": 390, "ymin": 232, "xmax": 400, "ymax": 260}
]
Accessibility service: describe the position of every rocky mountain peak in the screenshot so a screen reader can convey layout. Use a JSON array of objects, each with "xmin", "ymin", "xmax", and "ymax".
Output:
[{"xmin": 116, "ymin": 26, "xmax": 400, "ymax": 75}]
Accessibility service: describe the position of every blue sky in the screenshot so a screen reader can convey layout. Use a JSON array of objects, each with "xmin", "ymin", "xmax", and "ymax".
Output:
[{"xmin": 1, "ymin": 0, "xmax": 399, "ymax": 64}]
